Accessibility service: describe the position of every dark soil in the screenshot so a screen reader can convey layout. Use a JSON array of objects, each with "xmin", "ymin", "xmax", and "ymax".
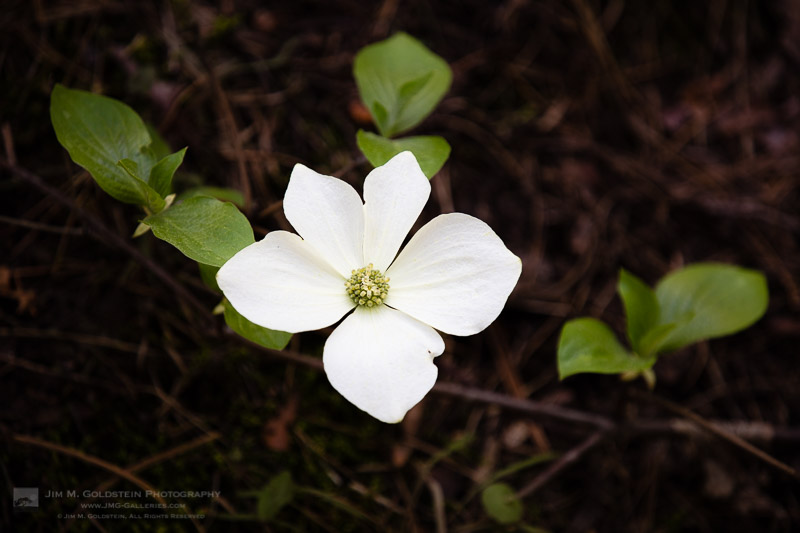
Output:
[{"xmin": 1, "ymin": 1, "xmax": 799, "ymax": 531}]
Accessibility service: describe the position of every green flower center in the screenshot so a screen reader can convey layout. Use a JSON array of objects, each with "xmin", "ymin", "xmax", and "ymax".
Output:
[{"xmin": 345, "ymin": 264, "xmax": 389, "ymax": 307}]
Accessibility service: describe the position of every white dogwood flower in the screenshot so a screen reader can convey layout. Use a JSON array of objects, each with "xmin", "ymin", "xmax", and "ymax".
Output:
[{"xmin": 217, "ymin": 152, "xmax": 521, "ymax": 423}]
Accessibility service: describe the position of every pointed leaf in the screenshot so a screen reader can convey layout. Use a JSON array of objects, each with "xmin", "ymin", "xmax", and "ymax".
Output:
[
  {"xmin": 617, "ymin": 269, "xmax": 659, "ymax": 355},
  {"xmin": 354, "ymin": 32, "xmax": 451, "ymax": 137},
  {"xmin": 652, "ymin": 263, "xmax": 768, "ymax": 353},
  {"xmin": 637, "ymin": 321, "xmax": 682, "ymax": 357},
  {"xmin": 132, "ymin": 221, "xmax": 151, "ymax": 238},
  {"xmin": 370, "ymin": 101, "xmax": 389, "ymax": 132},
  {"xmin": 255, "ymin": 471, "xmax": 294, "ymax": 522},
  {"xmin": 144, "ymin": 197, "xmax": 254, "ymax": 267},
  {"xmin": 224, "ymin": 300, "xmax": 292, "ymax": 350},
  {"xmin": 149, "ymin": 147, "xmax": 187, "ymax": 198},
  {"xmin": 557, "ymin": 318, "xmax": 656, "ymax": 379},
  {"xmin": 116, "ymin": 158, "xmax": 165, "ymax": 213},
  {"xmin": 50, "ymin": 84, "xmax": 161, "ymax": 206},
  {"xmin": 356, "ymin": 130, "xmax": 450, "ymax": 178},
  {"xmin": 481, "ymin": 483, "xmax": 522, "ymax": 524},
  {"xmin": 397, "ymin": 71, "xmax": 434, "ymax": 108}
]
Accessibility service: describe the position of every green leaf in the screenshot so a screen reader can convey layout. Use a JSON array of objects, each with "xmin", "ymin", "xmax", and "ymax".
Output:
[
  {"xmin": 117, "ymin": 158, "xmax": 142, "ymax": 179},
  {"xmin": 224, "ymin": 300, "xmax": 292, "ymax": 350},
  {"xmin": 256, "ymin": 471, "xmax": 294, "ymax": 522},
  {"xmin": 637, "ymin": 321, "xmax": 683, "ymax": 357},
  {"xmin": 371, "ymin": 101, "xmax": 389, "ymax": 131},
  {"xmin": 651, "ymin": 263, "xmax": 768, "ymax": 353},
  {"xmin": 148, "ymin": 147, "xmax": 187, "ymax": 198},
  {"xmin": 481, "ymin": 483, "xmax": 522, "ymax": 525},
  {"xmin": 144, "ymin": 197, "xmax": 254, "ymax": 267},
  {"xmin": 353, "ymin": 32, "xmax": 452, "ymax": 137},
  {"xmin": 116, "ymin": 158, "xmax": 165, "ymax": 213},
  {"xmin": 177, "ymin": 186, "xmax": 245, "ymax": 208},
  {"xmin": 198, "ymin": 263, "xmax": 220, "ymax": 292},
  {"xmin": 617, "ymin": 269, "xmax": 660, "ymax": 355},
  {"xmin": 557, "ymin": 318, "xmax": 656, "ymax": 379},
  {"xmin": 50, "ymin": 84, "xmax": 162, "ymax": 206},
  {"xmin": 397, "ymin": 71, "xmax": 434, "ymax": 110},
  {"xmin": 356, "ymin": 130, "xmax": 450, "ymax": 179}
]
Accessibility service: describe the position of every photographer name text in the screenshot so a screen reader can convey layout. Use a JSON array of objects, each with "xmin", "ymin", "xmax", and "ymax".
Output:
[{"xmin": 45, "ymin": 490, "xmax": 220, "ymax": 498}]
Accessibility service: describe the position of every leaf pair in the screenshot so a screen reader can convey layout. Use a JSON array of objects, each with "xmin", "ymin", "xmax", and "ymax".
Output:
[
  {"xmin": 50, "ymin": 84, "xmax": 291, "ymax": 351},
  {"xmin": 354, "ymin": 33, "xmax": 452, "ymax": 178},
  {"xmin": 356, "ymin": 130, "xmax": 450, "ymax": 179},
  {"xmin": 50, "ymin": 84, "xmax": 185, "ymax": 213},
  {"xmin": 558, "ymin": 263, "xmax": 768, "ymax": 379}
]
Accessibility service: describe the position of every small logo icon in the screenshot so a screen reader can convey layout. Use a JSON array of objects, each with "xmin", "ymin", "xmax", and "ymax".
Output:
[{"xmin": 13, "ymin": 488, "xmax": 39, "ymax": 512}]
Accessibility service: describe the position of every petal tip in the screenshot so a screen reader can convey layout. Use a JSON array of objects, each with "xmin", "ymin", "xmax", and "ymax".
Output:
[
  {"xmin": 377, "ymin": 411, "xmax": 407, "ymax": 424},
  {"xmin": 384, "ymin": 150, "xmax": 424, "ymax": 174},
  {"xmin": 392, "ymin": 150, "xmax": 415, "ymax": 161},
  {"xmin": 290, "ymin": 161, "xmax": 311, "ymax": 173},
  {"xmin": 322, "ymin": 306, "xmax": 440, "ymax": 424}
]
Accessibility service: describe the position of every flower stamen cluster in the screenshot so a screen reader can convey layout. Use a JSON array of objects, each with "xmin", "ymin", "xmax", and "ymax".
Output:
[{"xmin": 345, "ymin": 264, "xmax": 389, "ymax": 307}]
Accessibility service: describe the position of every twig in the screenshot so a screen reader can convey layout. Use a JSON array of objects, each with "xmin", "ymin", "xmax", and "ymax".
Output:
[
  {"xmin": 626, "ymin": 418, "xmax": 800, "ymax": 443},
  {"xmin": 7, "ymin": 331, "xmax": 797, "ymax": 449},
  {"xmin": 293, "ymin": 426, "xmax": 404, "ymax": 515},
  {"xmin": 67, "ymin": 432, "xmax": 223, "ymax": 529},
  {"xmin": 432, "ymin": 381, "xmax": 615, "ymax": 430},
  {"xmin": 635, "ymin": 391, "xmax": 800, "ymax": 480},
  {"xmin": 149, "ymin": 385, "xmax": 219, "ymax": 438},
  {"xmin": 426, "ymin": 478, "xmax": 448, "ymax": 533},
  {"xmin": 2, "ymin": 161, "xmax": 212, "ymax": 324},
  {"xmin": 372, "ymin": 0, "xmax": 400, "ymax": 37},
  {"xmin": 569, "ymin": 0, "xmax": 642, "ymax": 110},
  {"xmin": 97, "ymin": 432, "xmax": 221, "ymax": 489},
  {"xmin": 516, "ymin": 430, "xmax": 607, "ymax": 499},
  {"xmin": 2, "ymin": 122, "xmax": 17, "ymax": 165},
  {"xmin": 11, "ymin": 433, "xmax": 205, "ymax": 532},
  {"xmin": 0, "ymin": 326, "xmax": 139, "ymax": 353},
  {"xmin": 205, "ymin": 59, "xmax": 252, "ymax": 211},
  {"xmin": 0, "ymin": 213, "xmax": 85, "ymax": 235},
  {"xmin": 0, "ymin": 350, "xmax": 118, "ymax": 391},
  {"xmin": 234, "ymin": 343, "xmax": 800, "ymax": 446}
]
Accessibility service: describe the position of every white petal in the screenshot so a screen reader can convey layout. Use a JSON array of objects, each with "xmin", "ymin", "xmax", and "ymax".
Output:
[
  {"xmin": 283, "ymin": 163, "xmax": 365, "ymax": 277},
  {"xmin": 217, "ymin": 231, "xmax": 354, "ymax": 333},
  {"xmin": 323, "ymin": 305, "xmax": 444, "ymax": 423},
  {"xmin": 385, "ymin": 213, "xmax": 522, "ymax": 336},
  {"xmin": 363, "ymin": 151, "xmax": 431, "ymax": 272}
]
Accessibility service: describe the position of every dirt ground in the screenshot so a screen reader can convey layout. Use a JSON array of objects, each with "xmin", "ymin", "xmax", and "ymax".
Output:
[{"xmin": 1, "ymin": 1, "xmax": 799, "ymax": 531}]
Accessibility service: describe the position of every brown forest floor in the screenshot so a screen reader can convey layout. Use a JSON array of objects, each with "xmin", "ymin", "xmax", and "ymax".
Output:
[{"xmin": 1, "ymin": 1, "xmax": 799, "ymax": 532}]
